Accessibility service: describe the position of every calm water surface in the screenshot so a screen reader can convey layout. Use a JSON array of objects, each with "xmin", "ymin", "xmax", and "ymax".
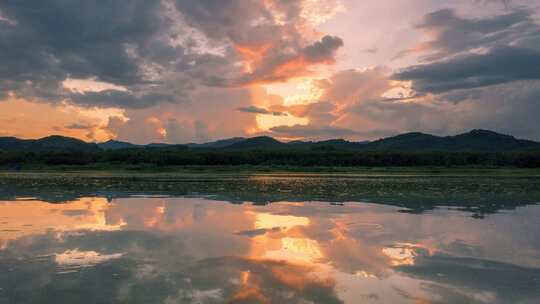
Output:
[{"xmin": 0, "ymin": 175, "xmax": 539, "ymax": 303}]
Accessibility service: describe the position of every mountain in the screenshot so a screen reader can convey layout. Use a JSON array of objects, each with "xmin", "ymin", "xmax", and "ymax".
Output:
[
  {"xmin": 282, "ymin": 139, "xmax": 369, "ymax": 150},
  {"xmin": 367, "ymin": 129, "xmax": 540, "ymax": 151},
  {"xmin": 0, "ymin": 137, "xmax": 30, "ymax": 150},
  {"xmin": 0, "ymin": 135, "xmax": 99, "ymax": 151},
  {"xmin": 367, "ymin": 132, "xmax": 443, "ymax": 150},
  {"xmin": 187, "ymin": 137, "xmax": 246, "ymax": 148},
  {"xmin": 146, "ymin": 143, "xmax": 184, "ymax": 148},
  {"xmin": 312, "ymin": 139, "xmax": 369, "ymax": 148},
  {"xmin": 228, "ymin": 136, "xmax": 285, "ymax": 149},
  {"xmin": 447, "ymin": 129, "xmax": 539, "ymax": 150},
  {"xmin": 1, "ymin": 130, "xmax": 538, "ymax": 152},
  {"xmin": 98, "ymin": 140, "xmax": 183, "ymax": 150},
  {"xmin": 98, "ymin": 140, "xmax": 140, "ymax": 150}
]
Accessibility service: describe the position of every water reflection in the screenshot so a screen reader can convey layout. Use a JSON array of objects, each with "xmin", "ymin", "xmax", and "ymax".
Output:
[{"xmin": 0, "ymin": 196, "xmax": 539, "ymax": 303}]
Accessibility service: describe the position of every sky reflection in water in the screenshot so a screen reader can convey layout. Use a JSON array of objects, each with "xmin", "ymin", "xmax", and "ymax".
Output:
[{"xmin": 0, "ymin": 196, "xmax": 539, "ymax": 304}]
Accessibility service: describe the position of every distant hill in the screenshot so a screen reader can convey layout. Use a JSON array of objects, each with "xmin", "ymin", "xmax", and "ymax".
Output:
[
  {"xmin": 0, "ymin": 135, "xmax": 98, "ymax": 151},
  {"xmin": 228, "ymin": 136, "xmax": 285, "ymax": 149},
  {"xmin": 367, "ymin": 129, "xmax": 540, "ymax": 151},
  {"xmin": 98, "ymin": 140, "xmax": 140, "ymax": 150},
  {"xmin": 311, "ymin": 139, "xmax": 369, "ymax": 149},
  {"xmin": 146, "ymin": 143, "xmax": 184, "ymax": 149},
  {"xmin": 448, "ymin": 129, "xmax": 539, "ymax": 151},
  {"xmin": 1, "ymin": 130, "xmax": 539, "ymax": 152},
  {"xmin": 367, "ymin": 132, "xmax": 443, "ymax": 150},
  {"xmin": 188, "ymin": 137, "xmax": 246, "ymax": 148},
  {"xmin": 98, "ymin": 140, "xmax": 185, "ymax": 150}
]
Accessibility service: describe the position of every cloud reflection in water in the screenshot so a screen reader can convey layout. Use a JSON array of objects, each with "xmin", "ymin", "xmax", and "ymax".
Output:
[{"xmin": 0, "ymin": 196, "xmax": 539, "ymax": 303}]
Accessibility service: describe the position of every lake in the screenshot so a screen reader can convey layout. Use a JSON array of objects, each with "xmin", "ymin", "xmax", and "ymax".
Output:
[{"xmin": 0, "ymin": 173, "xmax": 539, "ymax": 303}]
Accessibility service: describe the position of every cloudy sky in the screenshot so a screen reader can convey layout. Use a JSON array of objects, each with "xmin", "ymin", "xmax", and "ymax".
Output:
[{"xmin": 1, "ymin": 0, "xmax": 539, "ymax": 144}]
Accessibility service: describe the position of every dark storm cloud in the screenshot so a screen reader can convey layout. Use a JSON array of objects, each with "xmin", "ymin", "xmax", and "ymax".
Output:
[
  {"xmin": 0, "ymin": 0, "xmax": 187, "ymax": 109},
  {"xmin": 174, "ymin": 0, "xmax": 278, "ymax": 43},
  {"xmin": 302, "ymin": 35, "xmax": 344, "ymax": 62},
  {"xmin": 393, "ymin": 46, "xmax": 540, "ymax": 93},
  {"xmin": 414, "ymin": 8, "xmax": 536, "ymax": 60},
  {"xmin": 0, "ymin": 0, "xmax": 167, "ymax": 85},
  {"xmin": 0, "ymin": 0, "xmax": 242, "ymax": 109},
  {"xmin": 237, "ymin": 106, "xmax": 271, "ymax": 114},
  {"xmin": 393, "ymin": 6, "xmax": 540, "ymax": 95},
  {"xmin": 69, "ymin": 90, "xmax": 175, "ymax": 109},
  {"xmin": 0, "ymin": 0, "xmax": 343, "ymax": 110},
  {"xmin": 237, "ymin": 105, "xmax": 287, "ymax": 116}
]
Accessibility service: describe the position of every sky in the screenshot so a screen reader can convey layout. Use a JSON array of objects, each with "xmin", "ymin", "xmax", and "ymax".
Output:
[{"xmin": 1, "ymin": 0, "xmax": 540, "ymax": 144}]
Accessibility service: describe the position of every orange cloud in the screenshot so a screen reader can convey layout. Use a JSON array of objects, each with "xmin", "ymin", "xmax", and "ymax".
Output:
[{"xmin": 233, "ymin": 35, "xmax": 343, "ymax": 86}]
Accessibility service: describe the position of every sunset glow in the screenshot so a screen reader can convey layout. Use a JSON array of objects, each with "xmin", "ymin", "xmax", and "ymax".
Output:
[{"xmin": 1, "ymin": 0, "xmax": 538, "ymax": 143}]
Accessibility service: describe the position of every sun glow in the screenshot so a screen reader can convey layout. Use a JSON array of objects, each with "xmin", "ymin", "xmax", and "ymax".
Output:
[
  {"xmin": 255, "ymin": 113, "xmax": 309, "ymax": 131},
  {"xmin": 264, "ymin": 77, "xmax": 325, "ymax": 106}
]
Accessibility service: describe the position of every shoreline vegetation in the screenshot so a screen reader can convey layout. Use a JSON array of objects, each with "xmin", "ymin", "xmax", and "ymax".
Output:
[
  {"xmin": 2, "ymin": 148, "xmax": 540, "ymax": 171},
  {"xmin": 2, "ymin": 166, "xmax": 540, "ymax": 177}
]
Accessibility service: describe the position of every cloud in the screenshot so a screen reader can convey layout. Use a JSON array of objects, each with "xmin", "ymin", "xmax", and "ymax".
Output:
[
  {"xmin": 475, "ymin": 0, "xmax": 514, "ymax": 9},
  {"xmin": 165, "ymin": 118, "xmax": 192, "ymax": 144},
  {"xmin": 174, "ymin": 0, "xmax": 344, "ymax": 86},
  {"xmin": 393, "ymin": 46, "xmax": 540, "ymax": 93},
  {"xmin": 0, "ymin": 0, "xmax": 345, "ymax": 142},
  {"xmin": 276, "ymin": 60, "xmax": 540, "ymax": 141},
  {"xmin": 272, "ymin": 67, "xmax": 400, "ymax": 140},
  {"xmin": 231, "ymin": 35, "xmax": 344, "ymax": 86},
  {"xmin": 64, "ymin": 123, "xmax": 95, "ymax": 130},
  {"xmin": 3, "ymin": 0, "xmax": 540, "ymax": 144},
  {"xmin": 0, "ymin": 0, "xmax": 210, "ymax": 111},
  {"xmin": 0, "ymin": 0, "xmax": 169, "ymax": 95},
  {"xmin": 270, "ymin": 124, "xmax": 361, "ymax": 138},
  {"xmin": 105, "ymin": 86, "xmax": 259, "ymax": 144},
  {"xmin": 302, "ymin": 35, "xmax": 344, "ymax": 63},
  {"xmin": 237, "ymin": 105, "xmax": 287, "ymax": 116},
  {"xmin": 288, "ymin": 101, "xmax": 338, "ymax": 126},
  {"xmin": 404, "ymin": 8, "xmax": 536, "ymax": 61},
  {"xmin": 237, "ymin": 106, "xmax": 273, "ymax": 114},
  {"xmin": 69, "ymin": 90, "xmax": 175, "ymax": 109},
  {"xmin": 383, "ymin": 5, "xmax": 540, "ymax": 141},
  {"xmin": 107, "ymin": 114, "xmax": 166, "ymax": 144},
  {"xmin": 363, "ymin": 48, "xmax": 378, "ymax": 54},
  {"xmin": 393, "ymin": 7, "xmax": 540, "ymax": 95},
  {"xmin": 441, "ymin": 80, "xmax": 540, "ymax": 139},
  {"xmin": 1, "ymin": 0, "xmax": 344, "ymax": 107},
  {"xmin": 194, "ymin": 120, "xmax": 210, "ymax": 142}
]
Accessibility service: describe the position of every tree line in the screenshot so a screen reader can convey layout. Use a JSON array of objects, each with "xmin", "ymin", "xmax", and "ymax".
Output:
[{"xmin": 1, "ymin": 146, "xmax": 540, "ymax": 168}]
